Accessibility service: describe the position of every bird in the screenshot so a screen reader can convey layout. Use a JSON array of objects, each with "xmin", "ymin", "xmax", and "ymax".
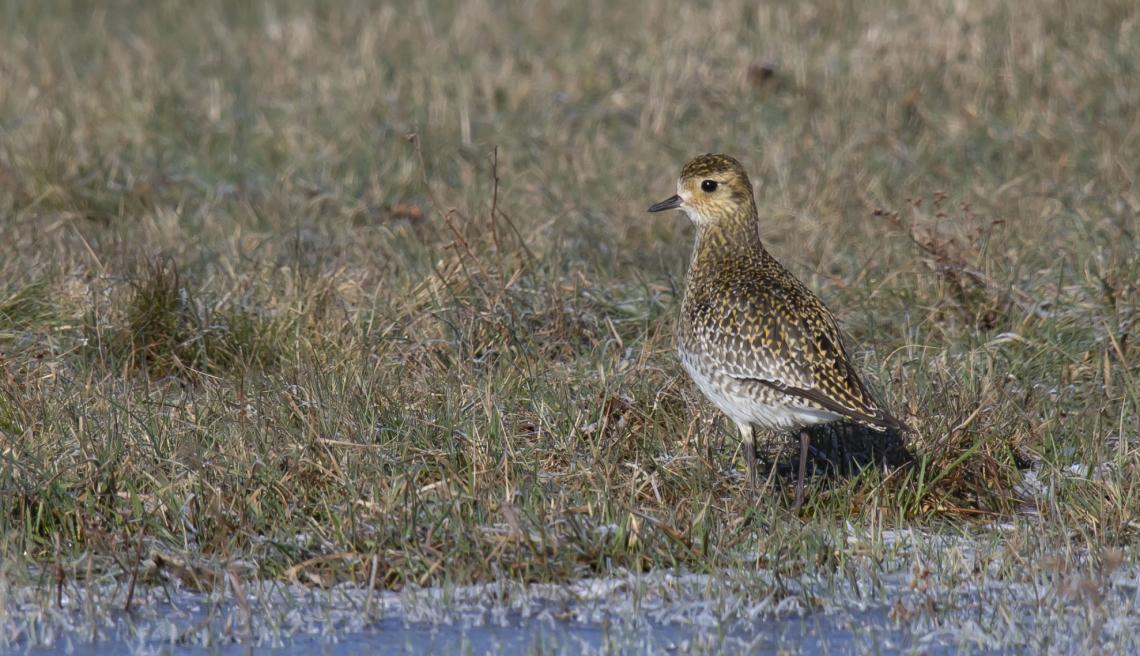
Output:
[{"xmin": 648, "ymin": 153, "xmax": 908, "ymax": 509}]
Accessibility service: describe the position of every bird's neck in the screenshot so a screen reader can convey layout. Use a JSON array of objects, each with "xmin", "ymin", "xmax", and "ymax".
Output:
[
  {"xmin": 681, "ymin": 212, "xmax": 771, "ymax": 317},
  {"xmin": 688, "ymin": 210, "xmax": 769, "ymax": 271}
]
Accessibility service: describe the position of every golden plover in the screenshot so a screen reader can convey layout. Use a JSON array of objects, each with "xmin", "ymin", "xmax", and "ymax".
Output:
[{"xmin": 648, "ymin": 153, "xmax": 907, "ymax": 508}]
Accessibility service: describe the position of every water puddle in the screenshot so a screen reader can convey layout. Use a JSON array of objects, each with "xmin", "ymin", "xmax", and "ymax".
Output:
[{"xmin": 4, "ymin": 529, "xmax": 1137, "ymax": 654}]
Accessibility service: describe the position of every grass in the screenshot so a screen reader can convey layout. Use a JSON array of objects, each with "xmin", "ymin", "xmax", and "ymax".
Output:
[{"xmin": 0, "ymin": 0, "xmax": 1137, "ymax": 633}]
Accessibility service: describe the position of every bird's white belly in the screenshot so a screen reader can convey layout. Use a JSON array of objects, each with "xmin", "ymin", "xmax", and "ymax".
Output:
[{"xmin": 680, "ymin": 351, "xmax": 840, "ymax": 431}]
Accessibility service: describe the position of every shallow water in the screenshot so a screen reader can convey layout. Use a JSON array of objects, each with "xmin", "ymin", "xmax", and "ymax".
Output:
[
  {"xmin": 8, "ymin": 599, "xmax": 967, "ymax": 655},
  {"xmin": 5, "ymin": 528, "xmax": 1138, "ymax": 654}
]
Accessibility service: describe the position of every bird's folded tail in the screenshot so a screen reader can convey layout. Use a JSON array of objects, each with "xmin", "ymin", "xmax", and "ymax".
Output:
[{"xmin": 743, "ymin": 377, "xmax": 911, "ymax": 433}]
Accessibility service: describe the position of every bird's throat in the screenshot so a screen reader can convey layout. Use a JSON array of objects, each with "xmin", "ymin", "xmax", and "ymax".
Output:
[{"xmin": 690, "ymin": 212, "xmax": 767, "ymax": 268}]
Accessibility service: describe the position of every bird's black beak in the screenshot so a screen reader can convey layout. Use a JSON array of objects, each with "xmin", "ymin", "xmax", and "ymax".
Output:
[{"xmin": 647, "ymin": 195, "xmax": 682, "ymax": 213}]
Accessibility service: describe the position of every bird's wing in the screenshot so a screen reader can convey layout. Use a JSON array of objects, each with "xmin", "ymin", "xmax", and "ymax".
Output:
[
  {"xmin": 781, "ymin": 300, "xmax": 905, "ymax": 431},
  {"xmin": 746, "ymin": 336, "xmax": 906, "ymax": 431},
  {"xmin": 698, "ymin": 282, "xmax": 906, "ymax": 432}
]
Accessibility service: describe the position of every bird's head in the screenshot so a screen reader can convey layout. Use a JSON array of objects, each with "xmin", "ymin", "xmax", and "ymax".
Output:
[{"xmin": 648, "ymin": 153, "xmax": 756, "ymax": 226}]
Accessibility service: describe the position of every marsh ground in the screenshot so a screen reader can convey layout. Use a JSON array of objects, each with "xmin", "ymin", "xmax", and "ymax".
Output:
[{"xmin": 0, "ymin": 0, "xmax": 1137, "ymax": 652}]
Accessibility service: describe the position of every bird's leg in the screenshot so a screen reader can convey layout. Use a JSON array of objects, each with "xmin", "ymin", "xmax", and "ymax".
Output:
[
  {"xmin": 738, "ymin": 423, "xmax": 758, "ymax": 491},
  {"xmin": 830, "ymin": 428, "xmax": 843, "ymax": 476},
  {"xmin": 794, "ymin": 429, "xmax": 810, "ymax": 511}
]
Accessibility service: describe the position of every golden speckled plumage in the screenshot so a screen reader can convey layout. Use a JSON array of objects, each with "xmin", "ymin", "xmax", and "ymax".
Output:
[{"xmin": 649, "ymin": 153, "xmax": 907, "ymax": 505}]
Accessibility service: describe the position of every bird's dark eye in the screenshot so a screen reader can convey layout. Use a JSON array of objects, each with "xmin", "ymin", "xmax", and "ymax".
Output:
[{"xmin": 701, "ymin": 180, "xmax": 718, "ymax": 193}]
